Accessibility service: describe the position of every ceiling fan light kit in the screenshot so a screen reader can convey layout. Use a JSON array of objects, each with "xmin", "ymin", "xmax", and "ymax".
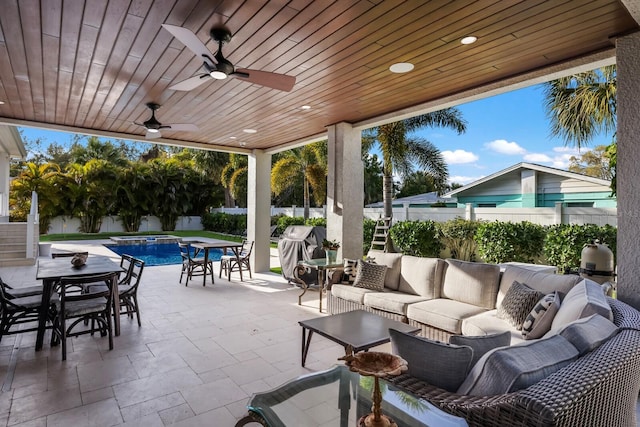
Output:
[
  {"xmin": 161, "ymin": 24, "xmax": 296, "ymax": 92},
  {"xmin": 133, "ymin": 102, "xmax": 198, "ymax": 139}
]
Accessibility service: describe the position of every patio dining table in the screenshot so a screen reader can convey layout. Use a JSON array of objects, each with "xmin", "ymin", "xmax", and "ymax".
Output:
[
  {"xmin": 190, "ymin": 240, "xmax": 245, "ymax": 284},
  {"xmin": 35, "ymin": 256, "xmax": 125, "ymax": 351}
]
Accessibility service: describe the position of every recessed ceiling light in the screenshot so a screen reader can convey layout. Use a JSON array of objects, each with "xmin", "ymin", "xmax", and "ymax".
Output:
[
  {"xmin": 0, "ymin": 101, "xmax": 4, "ymax": 105},
  {"xmin": 389, "ymin": 62, "xmax": 414, "ymax": 73},
  {"xmin": 229, "ymin": 136, "xmax": 237, "ymax": 139},
  {"xmin": 460, "ymin": 36, "xmax": 477, "ymax": 45},
  {"xmin": 301, "ymin": 105, "xmax": 311, "ymax": 110},
  {"xmin": 243, "ymin": 129, "xmax": 257, "ymax": 134}
]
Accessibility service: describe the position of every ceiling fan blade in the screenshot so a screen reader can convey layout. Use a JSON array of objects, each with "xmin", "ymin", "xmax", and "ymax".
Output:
[
  {"xmin": 162, "ymin": 24, "xmax": 214, "ymax": 63},
  {"xmin": 169, "ymin": 75, "xmax": 210, "ymax": 91},
  {"xmin": 166, "ymin": 123, "xmax": 199, "ymax": 132},
  {"xmin": 232, "ymin": 68, "xmax": 296, "ymax": 92},
  {"xmin": 146, "ymin": 130, "xmax": 161, "ymax": 139}
]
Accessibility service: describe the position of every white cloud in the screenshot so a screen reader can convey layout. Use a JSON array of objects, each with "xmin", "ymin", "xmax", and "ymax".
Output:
[
  {"xmin": 552, "ymin": 146, "xmax": 582, "ymax": 155},
  {"xmin": 484, "ymin": 139, "xmax": 526, "ymax": 155},
  {"xmin": 523, "ymin": 153, "xmax": 552, "ymax": 162},
  {"xmin": 552, "ymin": 153, "xmax": 574, "ymax": 169},
  {"xmin": 449, "ymin": 175, "xmax": 484, "ymax": 185},
  {"xmin": 442, "ymin": 149, "xmax": 479, "ymax": 164}
]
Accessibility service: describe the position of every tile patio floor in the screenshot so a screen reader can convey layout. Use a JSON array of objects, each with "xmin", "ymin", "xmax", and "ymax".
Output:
[
  {"xmin": 0, "ymin": 240, "xmax": 371, "ymax": 426},
  {"xmin": 0, "ymin": 240, "xmax": 638, "ymax": 426}
]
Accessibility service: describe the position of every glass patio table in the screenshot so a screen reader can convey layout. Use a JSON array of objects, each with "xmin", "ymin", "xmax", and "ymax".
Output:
[{"xmin": 235, "ymin": 364, "xmax": 468, "ymax": 427}]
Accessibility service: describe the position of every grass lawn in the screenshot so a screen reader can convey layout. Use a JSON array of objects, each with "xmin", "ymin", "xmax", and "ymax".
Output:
[{"xmin": 40, "ymin": 230, "xmax": 244, "ymax": 242}]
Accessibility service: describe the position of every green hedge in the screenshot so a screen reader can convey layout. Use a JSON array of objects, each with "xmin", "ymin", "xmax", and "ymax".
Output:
[
  {"xmin": 389, "ymin": 220, "xmax": 442, "ymax": 257},
  {"xmin": 201, "ymin": 212, "xmax": 247, "ymax": 235},
  {"xmin": 474, "ymin": 221, "xmax": 545, "ymax": 264},
  {"xmin": 544, "ymin": 224, "xmax": 617, "ymax": 272},
  {"xmin": 439, "ymin": 217, "xmax": 480, "ymax": 261}
]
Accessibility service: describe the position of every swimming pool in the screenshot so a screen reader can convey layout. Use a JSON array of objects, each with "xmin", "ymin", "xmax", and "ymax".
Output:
[{"xmin": 104, "ymin": 243, "xmax": 223, "ymax": 266}]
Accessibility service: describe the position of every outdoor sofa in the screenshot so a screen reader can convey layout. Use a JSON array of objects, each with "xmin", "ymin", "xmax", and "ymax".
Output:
[{"xmin": 327, "ymin": 252, "xmax": 640, "ymax": 426}]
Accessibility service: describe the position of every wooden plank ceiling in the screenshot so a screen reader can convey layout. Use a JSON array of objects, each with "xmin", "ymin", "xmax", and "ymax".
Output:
[{"xmin": 0, "ymin": 0, "xmax": 637, "ymax": 152}]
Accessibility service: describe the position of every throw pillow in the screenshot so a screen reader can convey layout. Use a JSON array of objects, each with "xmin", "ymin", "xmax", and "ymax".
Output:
[
  {"xmin": 522, "ymin": 292, "xmax": 561, "ymax": 340},
  {"xmin": 389, "ymin": 328, "xmax": 473, "ymax": 392},
  {"xmin": 343, "ymin": 258, "xmax": 358, "ymax": 284},
  {"xmin": 457, "ymin": 335, "xmax": 579, "ymax": 396},
  {"xmin": 497, "ymin": 281, "xmax": 545, "ymax": 330},
  {"xmin": 555, "ymin": 314, "xmax": 619, "ymax": 356},
  {"xmin": 549, "ymin": 279, "xmax": 613, "ymax": 333},
  {"xmin": 353, "ymin": 260, "xmax": 387, "ymax": 291},
  {"xmin": 449, "ymin": 331, "xmax": 511, "ymax": 368}
]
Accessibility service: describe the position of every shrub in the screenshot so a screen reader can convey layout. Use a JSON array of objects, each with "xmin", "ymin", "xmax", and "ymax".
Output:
[
  {"xmin": 276, "ymin": 216, "xmax": 305, "ymax": 235},
  {"xmin": 475, "ymin": 221, "xmax": 545, "ymax": 264},
  {"xmin": 439, "ymin": 217, "xmax": 480, "ymax": 261},
  {"xmin": 389, "ymin": 220, "xmax": 442, "ymax": 257},
  {"xmin": 305, "ymin": 217, "xmax": 326, "ymax": 227},
  {"xmin": 544, "ymin": 224, "xmax": 617, "ymax": 272},
  {"xmin": 201, "ymin": 212, "xmax": 247, "ymax": 235},
  {"xmin": 363, "ymin": 218, "xmax": 377, "ymax": 255}
]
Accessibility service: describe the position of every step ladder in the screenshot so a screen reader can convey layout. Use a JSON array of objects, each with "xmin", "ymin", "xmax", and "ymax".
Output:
[{"xmin": 370, "ymin": 217, "xmax": 392, "ymax": 252}]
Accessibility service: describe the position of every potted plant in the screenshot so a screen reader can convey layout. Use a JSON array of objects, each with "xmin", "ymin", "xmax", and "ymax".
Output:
[{"xmin": 322, "ymin": 239, "xmax": 340, "ymax": 263}]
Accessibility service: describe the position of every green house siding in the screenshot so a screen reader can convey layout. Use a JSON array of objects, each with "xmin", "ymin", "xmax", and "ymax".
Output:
[{"xmin": 457, "ymin": 192, "xmax": 617, "ymax": 208}]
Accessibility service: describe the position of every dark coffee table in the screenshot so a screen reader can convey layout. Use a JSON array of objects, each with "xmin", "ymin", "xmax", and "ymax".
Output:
[{"xmin": 298, "ymin": 310, "xmax": 420, "ymax": 367}]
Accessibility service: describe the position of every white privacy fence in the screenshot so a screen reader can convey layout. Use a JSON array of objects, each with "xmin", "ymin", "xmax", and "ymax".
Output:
[{"xmin": 46, "ymin": 203, "xmax": 617, "ymax": 234}]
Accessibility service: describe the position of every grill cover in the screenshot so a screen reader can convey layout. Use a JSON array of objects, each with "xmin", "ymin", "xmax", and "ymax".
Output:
[{"xmin": 277, "ymin": 225, "xmax": 326, "ymax": 284}]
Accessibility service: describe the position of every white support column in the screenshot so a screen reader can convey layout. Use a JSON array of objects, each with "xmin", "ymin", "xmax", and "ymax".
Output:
[
  {"xmin": 616, "ymin": 32, "xmax": 640, "ymax": 310},
  {"xmin": 554, "ymin": 202, "xmax": 563, "ymax": 225},
  {"xmin": 0, "ymin": 154, "xmax": 10, "ymax": 219},
  {"xmin": 327, "ymin": 122, "xmax": 363, "ymax": 259},
  {"xmin": 247, "ymin": 149, "xmax": 272, "ymax": 273}
]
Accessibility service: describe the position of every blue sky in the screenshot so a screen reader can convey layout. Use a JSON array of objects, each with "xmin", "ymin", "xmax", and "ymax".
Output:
[
  {"xmin": 418, "ymin": 84, "xmax": 614, "ymax": 185},
  {"xmin": 18, "ymin": 83, "xmax": 614, "ymax": 186}
]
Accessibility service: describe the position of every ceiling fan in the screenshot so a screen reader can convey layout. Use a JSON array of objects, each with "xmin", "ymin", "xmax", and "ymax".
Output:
[
  {"xmin": 162, "ymin": 24, "xmax": 296, "ymax": 92},
  {"xmin": 133, "ymin": 103, "xmax": 198, "ymax": 139}
]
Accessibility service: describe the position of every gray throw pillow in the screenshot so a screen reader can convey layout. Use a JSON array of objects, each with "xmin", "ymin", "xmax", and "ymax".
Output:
[
  {"xmin": 389, "ymin": 328, "xmax": 473, "ymax": 392},
  {"xmin": 457, "ymin": 335, "xmax": 579, "ymax": 396},
  {"xmin": 522, "ymin": 292, "xmax": 561, "ymax": 340},
  {"xmin": 497, "ymin": 281, "xmax": 545, "ymax": 330},
  {"xmin": 449, "ymin": 331, "xmax": 511, "ymax": 368},
  {"xmin": 556, "ymin": 314, "xmax": 619, "ymax": 356},
  {"xmin": 353, "ymin": 260, "xmax": 387, "ymax": 291}
]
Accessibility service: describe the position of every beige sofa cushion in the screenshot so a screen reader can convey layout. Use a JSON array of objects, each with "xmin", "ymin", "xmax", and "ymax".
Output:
[
  {"xmin": 441, "ymin": 259, "xmax": 501, "ymax": 309},
  {"xmin": 462, "ymin": 310, "xmax": 525, "ymax": 345},
  {"xmin": 330, "ymin": 284, "xmax": 375, "ymax": 304},
  {"xmin": 364, "ymin": 290, "xmax": 429, "ymax": 315},
  {"xmin": 407, "ymin": 298, "xmax": 487, "ymax": 334},
  {"xmin": 397, "ymin": 256, "xmax": 444, "ymax": 298},
  {"xmin": 366, "ymin": 251, "xmax": 403, "ymax": 291},
  {"xmin": 497, "ymin": 266, "xmax": 582, "ymax": 307},
  {"xmin": 548, "ymin": 279, "xmax": 613, "ymax": 334}
]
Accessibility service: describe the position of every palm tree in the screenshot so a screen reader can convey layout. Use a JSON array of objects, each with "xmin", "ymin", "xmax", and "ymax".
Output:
[
  {"xmin": 362, "ymin": 109, "xmax": 467, "ymax": 219},
  {"xmin": 192, "ymin": 150, "xmax": 234, "ymax": 208},
  {"xmin": 221, "ymin": 154, "xmax": 248, "ymax": 208},
  {"xmin": 10, "ymin": 162, "xmax": 63, "ymax": 233},
  {"xmin": 271, "ymin": 141, "xmax": 327, "ymax": 220},
  {"xmin": 543, "ymin": 65, "xmax": 616, "ymax": 149}
]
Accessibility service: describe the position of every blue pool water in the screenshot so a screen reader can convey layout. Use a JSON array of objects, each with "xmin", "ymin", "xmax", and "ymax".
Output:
[{"xmin": 104, "ymin": 243, "xmax": 223, "ymax": 266}]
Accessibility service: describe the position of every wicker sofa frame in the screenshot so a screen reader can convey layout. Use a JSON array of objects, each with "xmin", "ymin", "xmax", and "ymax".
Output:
[{"xmin": 365, "ymin": 298, "xmax": 640, "ymax": 427}]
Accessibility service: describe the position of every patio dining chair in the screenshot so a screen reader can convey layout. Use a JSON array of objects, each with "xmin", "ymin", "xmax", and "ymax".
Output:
[
  {"xmin": 0, "ymin": 276, "xmax": 43, "ymax": 299},
  {"xmin": 86, "ymin": 254, "xmax": 146, "ymax": 327},
  {"xmin": 219, "ymin": 240, "xmax": 254, "ymax": 279},
  {"xmin": 179, "ymin": 243, "xmax": 214, "ymax": 286},
  {"xmin": 49, "ymin": 272, "xmax": 118, "ymax": 361},
  {"xmin": 0, "ymin": 281, "xmax": 49, "ymax": 342}
]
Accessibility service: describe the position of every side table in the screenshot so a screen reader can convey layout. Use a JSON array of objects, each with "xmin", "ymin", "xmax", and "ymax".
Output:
[{"xmin": 293, "ymin": 258, "xmax": 342, "ymax": 312}]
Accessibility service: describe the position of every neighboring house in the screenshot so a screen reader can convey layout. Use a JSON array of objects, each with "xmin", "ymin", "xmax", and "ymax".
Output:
[
  {"xmin": 366, "ymin": 191, "xmax": 457, "ymax": 208},
  {"xmin": 444, "ymin": 163, "xmax": 616, "ymax": 208}
]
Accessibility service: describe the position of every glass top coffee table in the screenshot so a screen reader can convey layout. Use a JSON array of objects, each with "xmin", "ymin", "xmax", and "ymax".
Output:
[{"xmin": 234, "ymin": 365, "xmax": 468, "ymax": 427}]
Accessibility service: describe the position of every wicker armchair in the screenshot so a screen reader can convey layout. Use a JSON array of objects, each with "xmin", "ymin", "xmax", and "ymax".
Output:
[{"xmin": 386, "ymin": 298, "xmax": 640, "ymax": 427}]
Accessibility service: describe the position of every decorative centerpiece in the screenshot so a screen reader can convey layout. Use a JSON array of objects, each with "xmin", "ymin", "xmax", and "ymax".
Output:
[
  {"xmin": 340, "ymin": 347, "xmax": 408, "ymax": 427},
  {"xmin": 70, "ymin": 253, "xmax": 88, "ymax": 268},
  {"xmin": 322, "ymin": 239, "xmax": 340, "ymax": 264}
]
